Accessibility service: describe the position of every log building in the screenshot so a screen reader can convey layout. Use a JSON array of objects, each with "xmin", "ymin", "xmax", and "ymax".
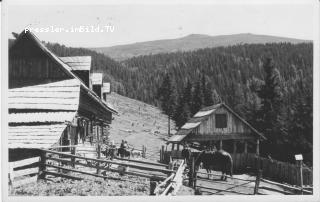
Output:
[
  {"xmin": 167, "ymin": 103, "xmax": 266, "ymax": 156},
  {"xmin": 8, "ymin": 31, "xmax": 117, "ymax": 161}
]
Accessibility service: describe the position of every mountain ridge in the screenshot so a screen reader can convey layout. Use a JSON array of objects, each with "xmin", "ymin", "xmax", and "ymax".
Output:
[{"xmin": 91, "ymin": 33, "xmax": 311, "ymax": 61}]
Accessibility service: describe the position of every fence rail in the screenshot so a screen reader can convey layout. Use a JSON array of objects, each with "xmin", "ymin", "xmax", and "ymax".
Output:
[
  {"xmin": 9, "ymin": 156, "xmax": 41, "ymax": 189},
  {"xmin": 162, "ymin": 150, "xmax": 313, "ymax": 186}
]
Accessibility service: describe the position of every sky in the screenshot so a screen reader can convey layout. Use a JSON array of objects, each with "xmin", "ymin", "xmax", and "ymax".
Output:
[{"xmin": 7, "ymin": 2, "xmax": 316, "ymax": 48}]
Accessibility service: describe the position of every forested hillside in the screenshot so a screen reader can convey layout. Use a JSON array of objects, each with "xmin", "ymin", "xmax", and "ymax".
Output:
[
  {"xmin": 43, "ymin": 41, "xmax": 313, "ymax": 165},
  {"xmin": 92, "ymin": 33, "xmax": 309, "ymax": 61}
]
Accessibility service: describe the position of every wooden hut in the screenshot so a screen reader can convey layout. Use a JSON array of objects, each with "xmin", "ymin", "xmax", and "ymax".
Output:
[
  {"xmin": 8, "ymin": 30, "xmax": 117, "ymax": 161},
  {"xmin": 165, "ymin": 103, "xmax": 266, "ymax": 160}
]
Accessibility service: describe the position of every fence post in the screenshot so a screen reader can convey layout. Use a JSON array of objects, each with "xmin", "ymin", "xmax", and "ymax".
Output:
[
  {"xmin": 38, "ymin": 150, "xmax": 47, "ymax": 180},
  {"xmin": 299, "ymin": 161, "xmax": 304, "ymax": 195},
  {"xmin": 161, "ymin": 145, "xmax": 165, "ymax": 163},
  {"xmin": 254, "ymin": 169, "xmax": 262, "ymax": 195},
  {"xmin": 144, "ymin": 146, "xmax": 147, "ymax": 158},
  {"xmin": 8, "ymin": 166, "xmax": 13, "ymax": 192},
  {"xmin": 71, "ymin": 147, "xmax": 76, "ymax": 168},
  {"xmin": 188, "ymin": 157, "xmax": 194, "ymax": 187},
  {"xmin": 150, "ymin": 177, "xmax": 158, "ymax": 195}
]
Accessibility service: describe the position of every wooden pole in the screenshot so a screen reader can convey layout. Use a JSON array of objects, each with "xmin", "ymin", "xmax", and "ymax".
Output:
[
  {"xmin": 96, "ymin": 123, "xmax": 101, "ymax": 175},
  {"xmin": 233, "ymin": 140, "xmax": 237, "ymax": 154},
  {"xmin": 38, "ymin": 150, "xmax": 47, "ymax": 180},
  {"xmin": 244, "ymin": 141, "xmax": 248, "ymax": 154},
  {"xmin": 256, "ymin": 139, "xmax": 260, "ymax": 156},
  {"xmin": 161, "ymin": 145, "xmax": 165, "ymax": 163},
  {"xmin": 171, "ymin": 143, "xmax": 175, "ymax": 151},
  {"xmin": 150, "ymin": 179, "xmax": 157, "ymax": 195},
  {"xmin": 71, "ymin": 147, "xmax": 76, "ymax": 168},
  {"xmin": 168, "ymin": 117, "xmax": 170, "ymax": 136},
  {"xmin": 219, "ymin": 140, "xmax": 223, "ymax": 150},
  {"xmin": 253, "ymin": 169, "xmax": 262, "ymax": 195},
  {"xmin": 177, "ymin": 144, "xmax": 180, "ymax": 151},
  {"xmin": 144, "ymin": 146, "xmax": 147, "ymax": 158},
  {"xmin": 300, "ymin": 161, "xmax": 304, "ymax": 195}
]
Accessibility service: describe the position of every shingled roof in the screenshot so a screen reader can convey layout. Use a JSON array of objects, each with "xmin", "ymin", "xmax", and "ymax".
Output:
[{"xmin": 167, "ymin": 103, "xmax": 266, "ymax": 143}]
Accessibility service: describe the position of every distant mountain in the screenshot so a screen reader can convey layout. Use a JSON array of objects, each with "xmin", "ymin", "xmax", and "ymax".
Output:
[{"xmin": 91, "ymin": 33, "xmax": 310, "ymax": 61}]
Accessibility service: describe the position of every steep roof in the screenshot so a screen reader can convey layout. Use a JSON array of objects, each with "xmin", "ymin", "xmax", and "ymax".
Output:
[
  {"xmin": 10, "ymin": 31, "xmax": 117, "ymax": 115},
  {"xmin": 168, "ymin": 103, "xmax": 266, "ymax": 143},
  {"xmin": 59, "ymin": 56, "xmax": 91, "ymax": 71}
]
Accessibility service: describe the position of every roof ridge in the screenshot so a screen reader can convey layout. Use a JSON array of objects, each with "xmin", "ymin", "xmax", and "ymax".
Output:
[{"xmin": 13, "ymin": 30, "xmax": 117, "ymax": 115}]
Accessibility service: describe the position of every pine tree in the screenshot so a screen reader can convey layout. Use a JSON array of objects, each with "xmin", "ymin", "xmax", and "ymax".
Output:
[
  {"xmin": 201, "ymin": 74, "xmax": 214, "ymax": 106},
  {"xmin": 191, "ymin": 80, "xmax": 203, "ymax": 115},
  {"xmin": 173, "ymin": 94, "xmax": 191, "ymax": 128},
  {"xmin": 157, "ymin": 73, "xmax": 177, "ymax": 135},
  {"xmin": 255, "ymin": 57, "xmax": 285, "ymax": 157}
]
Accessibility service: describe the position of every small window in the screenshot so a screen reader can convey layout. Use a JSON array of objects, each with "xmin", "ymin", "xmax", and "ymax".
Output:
[{"xmin": 215, "ymin": 114, "xmax": 227, "ymax": 128}]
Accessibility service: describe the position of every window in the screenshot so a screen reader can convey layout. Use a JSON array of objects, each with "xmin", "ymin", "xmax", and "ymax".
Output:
[{"xmin": 215, "ymin": 114, "xmax": 227, "ymax": 128}]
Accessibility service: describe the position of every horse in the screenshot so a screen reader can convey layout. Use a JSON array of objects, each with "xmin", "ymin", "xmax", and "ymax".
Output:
[
  {"xmin": 195, "ymin": 150, "xmax": 233, "ymax": 181},
  {"xmin": 117, "ymin": 147, "xmax": 131, "ymax": 158},
  {"xmin": 130, "ymin": 148, "xmax": 142, "ymax": 158}
]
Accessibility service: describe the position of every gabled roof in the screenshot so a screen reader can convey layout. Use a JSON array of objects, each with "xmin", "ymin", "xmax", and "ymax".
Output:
[
  {"xmin": 10, "ymin": 30, "xmax": 117, "ymax": 115},
  {"xmin": 60, "ymin": 56, "xmax": 91, "ymax": 71},
  {"xmin": 168, "ymin": 103, "xmax": 266, "ymax": 143}
]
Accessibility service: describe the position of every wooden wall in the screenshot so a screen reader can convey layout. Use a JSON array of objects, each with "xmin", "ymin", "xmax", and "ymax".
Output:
[
  {"xmin": 9, "ymin": 33, "xmax": 72, "ymax": 88},
  {"xmin": 197, "ymin": 107, "xmax": 252, "ymax": 135}
]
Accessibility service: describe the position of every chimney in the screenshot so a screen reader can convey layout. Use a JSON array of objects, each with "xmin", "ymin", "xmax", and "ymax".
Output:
[
  {"xmin": 91, "ymin": 73, "xmax": 103, "ymax": 98},
  {"xmin": 60, "ymin": 56, "xmax": 91, "ymax": 88},
  {"xmin": 102, "ymin": 82, "xmax": 111, "ymax": 101}
]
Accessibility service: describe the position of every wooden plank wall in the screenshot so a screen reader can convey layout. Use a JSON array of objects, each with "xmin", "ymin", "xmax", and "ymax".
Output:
[{"xmin": 198, "ymin": 107, "xmax": 252, "ymax": 135}]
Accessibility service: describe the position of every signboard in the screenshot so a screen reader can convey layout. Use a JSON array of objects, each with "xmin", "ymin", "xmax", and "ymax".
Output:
[
  {"xmin": 91, "ymin": 73, "xmax": 103, "ymax": 85},
  {"xmin": 295, "ymin": 154, "xmax": 303, "ymax": 161},
  {"xmin": 102, "ymin": 82, "xmax": 111, "ymax": 93}
]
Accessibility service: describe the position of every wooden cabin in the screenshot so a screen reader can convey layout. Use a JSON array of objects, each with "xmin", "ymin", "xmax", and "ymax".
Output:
[
  {"xmin": 8, "ymin": 30, "xmax": 117, "ymax": 161},
  {"xmin": 166, "ymin": 103, "xmax": 266, "ymax": 159}
]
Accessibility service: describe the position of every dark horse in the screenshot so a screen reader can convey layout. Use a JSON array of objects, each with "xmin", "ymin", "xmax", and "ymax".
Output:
[
  {"xmin": 195, "ymin": 150, "xmax": 233, "ymax": 181},
  {"xmin": 117, "ymin": 147, "xmax": 131, "ymax": 158}
]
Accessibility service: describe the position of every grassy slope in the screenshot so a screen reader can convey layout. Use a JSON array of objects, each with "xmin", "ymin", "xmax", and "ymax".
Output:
[{"xmin": 107, "ymin": 92, "xmax": 176, "ymax": 161}]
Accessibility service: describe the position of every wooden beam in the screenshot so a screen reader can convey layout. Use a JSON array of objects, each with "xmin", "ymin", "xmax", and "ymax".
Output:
[
  {"xmin": 186, "ymin": 133, "xmax": 256, "ymax": 141},
  {"xmin": 171, "ymin": 143, "xmax": 175, "ymax": 151},
  {"xmin": 114, "ymin": 157, "xmax": 167, "ymax": 167},
  {"xmin": 219, "ymin": 140, "xmax": 223, "ymax": 150},
  {"xmin": 233, "ymin": 140, "xmax": 237, "ymax": 154},
  {"xmin": 45, "ymin": 154, "xmax": 174, "ymax": 174},
  {"xmin": 9, "ymin": 157, "xmax": 40, "ymax": 169},
  {"xmin": 256, "ymin": 139, "xmax": 260, "ymax": 156},
  {"xmin": 244, "ymin": 141, "xmax": 248, "ymax": 153}
]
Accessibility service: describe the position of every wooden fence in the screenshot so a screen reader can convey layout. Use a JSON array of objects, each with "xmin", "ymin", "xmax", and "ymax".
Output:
[
  {"xmin": 162, "ymin": 150, "xmax": 313, "ymax": 186},
  {"xmin": 9, "ymin": 156, "xmax": 41, "ymax": 189},
  {"xmin": 9, "ymin": 147, "xmax": 170, "ymax": 190},
  {"xmin": 152, "ymin": 159, "xmax": 186, "ymax": 196}
]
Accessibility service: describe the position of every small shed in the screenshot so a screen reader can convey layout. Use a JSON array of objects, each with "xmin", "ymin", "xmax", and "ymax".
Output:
[
  {"xmin": 167, "ymin": 103, "xmax": 266, "ymax": 155},
  {"xmin": 102, "ymin": 82, "xmax": 111, "ymax": 101},
  {"xmin": 60, "ymin": 56, "xmax": 91, "ymax": 87}
]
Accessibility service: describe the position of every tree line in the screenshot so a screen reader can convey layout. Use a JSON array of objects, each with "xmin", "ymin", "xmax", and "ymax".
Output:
[{"xmin": 43, "ymin": 41, "xmax": 313, "ymax": 165}]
